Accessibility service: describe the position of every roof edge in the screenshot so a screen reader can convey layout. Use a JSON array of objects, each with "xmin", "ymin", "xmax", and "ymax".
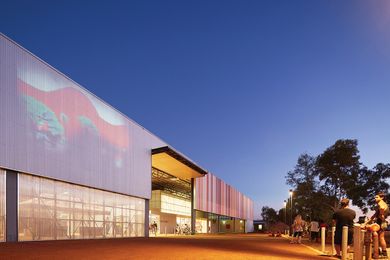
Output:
[{"xmin": 152, "ymin": 146, "xmax": 208, "ymax": 176}]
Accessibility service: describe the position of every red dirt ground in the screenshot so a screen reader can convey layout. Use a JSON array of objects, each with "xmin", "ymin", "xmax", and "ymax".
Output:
[{"xmin": 0, "ymin": 233, "xmax": 337, "ymax": 260}]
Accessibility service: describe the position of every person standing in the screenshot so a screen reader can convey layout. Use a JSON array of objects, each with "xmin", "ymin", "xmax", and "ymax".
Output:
[
  {"xmin": 368, "ymin": 192, "xmax": 389, "ymax": 258},
  {"xmin": 309, "ymin": 219, "xmax": 319, "ymax": 242},
  {"xmin": 152, "ymin": 221, "xmax": 158, "ymax": 236},
  {"xmin": 332, "ymin": 198, "xmax": 356, "ymax": 258},
  {"xmin": 290, "ymin": 214, "xmax": 305, "ymax": 244}
]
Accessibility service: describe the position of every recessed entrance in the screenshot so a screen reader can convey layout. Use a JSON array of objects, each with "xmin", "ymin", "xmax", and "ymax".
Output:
[{"xmin": 150, "ymin": 146, "xmax": 207, "ymax": 236}]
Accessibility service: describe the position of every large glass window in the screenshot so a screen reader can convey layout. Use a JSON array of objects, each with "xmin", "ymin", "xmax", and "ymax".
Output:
[
  {"xmin": 161, "ymin": 193, "xmax": 190, "ymax": 216},
  {"xmin": 18, "ymin": 174, "xmax": 145, "ymax": 241},
  {"xmin": 0, "ymin": 169, "xmax": 5, "ymax": 241},
  {"xmin": 150, "ymin": 190, "xmax": 191, "ymax": 216}
]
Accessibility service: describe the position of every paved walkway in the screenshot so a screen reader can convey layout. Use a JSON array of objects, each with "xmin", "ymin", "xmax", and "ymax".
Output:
[
  {"xmin": 0, "ymin": 234, "xmax": 341, "ymax": 260},
  {"xmin": 283, "ymin": 235, "xmax": 337, "ymax": 255}
]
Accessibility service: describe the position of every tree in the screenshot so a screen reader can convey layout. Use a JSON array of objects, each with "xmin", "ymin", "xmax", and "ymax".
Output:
[
  {"xmin": 315, "ymin": 139, "xmax": 360, "ymax": 209},
  {"xmin": 261, "ymin": 206, "xmax": 279, "ymax": 224},
  {"xmin": 285, "ymin": 154, "xmax": 327, "ymax": 220},
  {"xmin": 286, "ymin": 139, "xmax": 390, "ymax": 224},
  {"xmin": 351, "ymin": 163, "xmax": 390, "ymax": 213},
  {"xmin": 286, "ymin": 153, "xmax": 316, "ymax": 188},
  {"xmin": 278, "ymin": 208, "xmax": 287, "ymax": 224},
  {"xmin": 285, "ymin": 154, "xmax": 317, "ymax": 210}
]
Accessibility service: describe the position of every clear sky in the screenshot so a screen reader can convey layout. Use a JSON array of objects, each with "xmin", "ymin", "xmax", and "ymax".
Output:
[{"xmin": 1, "ymin": 0, "xmax": 390, "ymax": 218}]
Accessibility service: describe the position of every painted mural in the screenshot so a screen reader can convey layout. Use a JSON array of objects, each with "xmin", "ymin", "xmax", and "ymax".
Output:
[
  {"xmin": 0, "ymin": 34, "xmax": 167, "ymax": 199},
  {"xmin": 17, "ymin": 66, "xmax": 129, "ymax": 169}
]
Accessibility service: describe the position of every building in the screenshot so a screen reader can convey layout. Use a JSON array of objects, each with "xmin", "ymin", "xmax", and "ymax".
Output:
[
  {"xmin": 253, "ymin": 220, "xmax": 266, "ymax": 232},
  {"xmin": 0, "ymin": 33, "xmax": 254, "ymax": 242}
]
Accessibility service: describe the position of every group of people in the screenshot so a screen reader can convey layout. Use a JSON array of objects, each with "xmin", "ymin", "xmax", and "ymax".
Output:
[
  {"xmin": 175, "ymin": 224, "xmax": 191, "ymax": 235},
  {"xmin": 289, "ymin": 216, "xmax": 321, "ymax": 244},
  {"xmin": 289, "ymin": 192, "xmax": 389, "ymax": 259},
  {"xmin": 332, "ymin": 192, "xmax": 389, "ymax": 259}
]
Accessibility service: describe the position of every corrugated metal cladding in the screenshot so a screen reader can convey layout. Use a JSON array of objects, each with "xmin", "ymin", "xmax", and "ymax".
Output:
[
  {"xmin": 195, "ymin": 173, "xmax": 254, "ymax": 220},
  {"xmin": 0, "ymin": 34, "xmax": 166, "ymax": 199}
]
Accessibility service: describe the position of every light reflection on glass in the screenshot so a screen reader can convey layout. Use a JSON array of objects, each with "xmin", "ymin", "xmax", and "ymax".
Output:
[{"xmin": 18, "ymin": 174, "xmax": 145, "ymax": 241}]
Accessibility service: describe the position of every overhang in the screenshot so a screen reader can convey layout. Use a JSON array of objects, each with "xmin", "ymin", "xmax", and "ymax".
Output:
[{"xmin": 151, "ymin": 146, "xmax": 208, "ymax": 180}]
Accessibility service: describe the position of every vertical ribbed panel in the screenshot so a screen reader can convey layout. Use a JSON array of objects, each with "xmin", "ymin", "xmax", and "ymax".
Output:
[
  {"xmin": 0, "ymin": 34, "xmax": 165, "ymax": 199},
  {"xmin": 195, "ymin": 173, "xmax": 254, "ymax": 221}
]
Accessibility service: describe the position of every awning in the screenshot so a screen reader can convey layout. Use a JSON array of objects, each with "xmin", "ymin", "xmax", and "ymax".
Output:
[{"xmin": 151, "ymin": 146, "xmax": 208, "ymax": 180}]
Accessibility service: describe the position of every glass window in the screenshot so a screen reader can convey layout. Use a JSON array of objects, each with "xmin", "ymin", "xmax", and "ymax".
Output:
[
  {"xmin": 94, "ymin": 221, "xmax": 104, "ymax": 238},
  {"xmin": 72, "ymin": 220, "xmax": 82, "ymax": 239},
  {"xmin": 18, "ymin": 173, "xmax": 145, "ymax": 241},
  {"xmin": 156, "ymin": 192, "xmax": 191, "ymax": 216}
]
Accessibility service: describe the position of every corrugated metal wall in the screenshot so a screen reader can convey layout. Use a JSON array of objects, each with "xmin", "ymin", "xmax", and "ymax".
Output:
[
  {"xmin": 0, "ymin": 34, "xmax": 165, "ymax": 199},
  {"xmin": 195, "ymin": 173, "xmax": 254, "ymax": 221}
]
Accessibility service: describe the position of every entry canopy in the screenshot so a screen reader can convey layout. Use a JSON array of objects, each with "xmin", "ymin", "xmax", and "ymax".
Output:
[{"xmin": 152, "ymin": 146, "xmax": 208, "ymax": 180}]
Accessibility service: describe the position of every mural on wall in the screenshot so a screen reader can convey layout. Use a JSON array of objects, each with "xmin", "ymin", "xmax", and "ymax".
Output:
[
  {"xmin": 0, "ymin": 34, "xmax": 167, "ymax": 198},
  {"xmin": 17, "ymin": 66, "xmax": 130, "ymax": 169}
]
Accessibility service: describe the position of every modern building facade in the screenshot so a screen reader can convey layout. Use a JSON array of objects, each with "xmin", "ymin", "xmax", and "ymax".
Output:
[{"xmin": 0, "ymin": 33, "xmax": 253, "ymax": 242}]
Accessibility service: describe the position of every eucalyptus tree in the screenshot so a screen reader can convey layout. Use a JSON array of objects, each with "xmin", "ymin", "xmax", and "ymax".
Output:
[
  {"xmin": 315, "ymin": 139, "xmax": 360, "ymax": 209},
  {"xmin": 261, "ymin": 206, "xmax": 279, "ymax": 224},
  {"xmin": 286, "ymin": 153, "xmax": 320, "ymax": 219},
  {"xmin": 286, "ymin": 139, "xmax": 390, "ymax": 222},
  {"xmin": 351, "ymin": 163, "xmax": 390, "ymax": 213}
]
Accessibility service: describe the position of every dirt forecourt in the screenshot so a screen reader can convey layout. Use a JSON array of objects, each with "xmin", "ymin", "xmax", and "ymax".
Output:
[{"xmin": 0, "ymin": 233, "xmax": 337, "ymax": 260}]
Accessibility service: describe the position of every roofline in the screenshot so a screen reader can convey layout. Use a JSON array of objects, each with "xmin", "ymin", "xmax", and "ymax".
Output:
[{"xmin": 152, "ymin": 146, "xmax": 208, "ymax": 176}]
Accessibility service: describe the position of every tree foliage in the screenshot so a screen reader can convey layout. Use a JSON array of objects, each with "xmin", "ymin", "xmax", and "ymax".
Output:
[
  {"xmin": 286, "ymin": 153, "xmax": 316, "ymax": 187},
  {"xmin": 283, "ymin": 139, "xmax": 390, "ymax": 223},
  {"xmin": 261, "ymin": 206, "xmax": 279, "ymax": 224},
  {"xmin": 352, "ymin": 163, "xmax": 390, "ymax": 213},
  {"xmin": 285, "ymin": 153, "xmax": 334, "ymax": 222},
  {"xmin": 315, "ymin": 139, "xmax": 360, "ymax": 208}
]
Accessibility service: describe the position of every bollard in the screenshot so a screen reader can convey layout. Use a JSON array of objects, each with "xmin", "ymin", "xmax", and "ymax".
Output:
[
  {"xmin": 331, "ymin": 226, "xmax": 336, "ymax": 256},
  {"xmin": 353, "ymin": 224, "xmax": 363, "ymax": 260},
  {"xmin": 364, "ymin": 229, "xmax": 372, "ymax": 260},
  {"xmin": 321, "ymin": 227, "xmax": 326, "ymax": 253},
  {"xmin": 372, "ymin": 232, "xmax": 379, "ymax": 259},
  {"xmin": 341, "ymin": 226, "xmax": 348, "ymax": 260},
  {"xmin": 360, "ymin": 229, "xmax": 366, "ymax": 259}
]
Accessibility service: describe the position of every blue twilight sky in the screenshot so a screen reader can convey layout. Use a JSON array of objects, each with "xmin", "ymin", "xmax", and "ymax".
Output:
[{"xmin": 1, "ymin": 0, "xmax": 390, "ymax": 218}]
